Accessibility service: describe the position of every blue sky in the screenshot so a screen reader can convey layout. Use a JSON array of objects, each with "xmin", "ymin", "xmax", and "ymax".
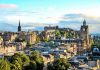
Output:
[{"xmin": 0, "ymin": 0, "xmax": 100, "ymax": 34}]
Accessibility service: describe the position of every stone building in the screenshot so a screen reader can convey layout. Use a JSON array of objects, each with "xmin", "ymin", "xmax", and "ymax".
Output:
[
  {"xmin": 44, "ymin": 20, "xmax": 91, "ymax": 54},
  {"xmin": 80, "ymin": 20, "xmax": 90, "ymax": 50},
  {"xmin": 0, "ymin": 44, "xmax": 16, "ymax": 54},
  {"xmin": 2, "ymin": 32, "xmax": 17, "ymax": 42},
  {"xmin": 26, "ymin": 31, "xmax": 37, "ymax": 44},
  {"xmin": 44, "ymin": 26, "xmax": 58, "ymax": 40},
  {"xmin": 0, "ymin": 36, "xmax": 3, "ymax": 47}
]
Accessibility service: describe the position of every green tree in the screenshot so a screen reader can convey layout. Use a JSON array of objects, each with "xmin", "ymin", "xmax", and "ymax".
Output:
[
  {"xmin": 11, "ymin": 53, "xmax": 23, "ymax": 66},
  {"xmin": 20, "ymin": 53, "xmax": 30, "ymax": 66},
  {"xmin": 10, "ymin": 64, "xmax": 17, "ymax": 70},
  {"xmin": 29, "ymin": 61, "xmax": 37, "ymax": 70},
  {"xmin": 30, "ymin": 51, "xmax": 44, "ymax": 70},
  {"xmin": 10, "ymin": 53, "xmax": 30, "ymax": 70},
  {"xmin": 47, "ymin": 62, "xmax": 53, "ymax": 70},
  {"xmin": 11, "ymin": 60, "xmax": 22, "ymax": 70},
  {"xmin": 49, "ymin": 42, "xmax": 57, "ymax": 48},
  {"xmin": 0, "ymin": 59, "xmax": 10, "ymax": 70},
  {"xmin": 60, "ymin": 31, "xmax": 65, "ymax": 37},
  {"xmin": 24, "ymin": 60, "xmax": 37, "ymax": 70},
  {"xmin": 47, "ymin": 58, "xmax": 71, "ymax": 70},
  {"xmin": 43, "ymin": 37, "xmax": 49, "ymax": 42},
  {"xmin": 55, "ymin": 30, "xmax": 61, "ymax": 39}
]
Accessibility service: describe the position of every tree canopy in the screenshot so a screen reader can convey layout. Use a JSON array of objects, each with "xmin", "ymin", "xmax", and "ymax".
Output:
[
  {"xmin": 47, "ymin": 58, "xmax": 71, "ymax": 70},
  {"xmin": 0, "ymin": 59, "xmax": 10, "ymax": 70},
  {"xmin": 0, "ymin": 51, "xmax": 44, "ymax": 70},
  {"xmin": 30, "ymin": 51, "xmax": 44, "ymax": 70}
]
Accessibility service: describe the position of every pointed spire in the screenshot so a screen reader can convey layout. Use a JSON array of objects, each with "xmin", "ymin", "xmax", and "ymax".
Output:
[
  {"xmin": 18, "ymin": 20, "xmax": 21, "ymax": 32},
  {"xmin": 19, "ymin": 20, "xmax": 20, "ymax": 26},
  {"xmin": 83, "ymin": 19, "xmax": 86, "ymax": 26}
]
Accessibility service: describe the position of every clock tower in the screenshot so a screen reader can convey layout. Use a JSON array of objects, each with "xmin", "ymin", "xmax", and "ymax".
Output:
[{"xmin": 80, "ymin": 20, "xmax": 89, "ymax": 49}]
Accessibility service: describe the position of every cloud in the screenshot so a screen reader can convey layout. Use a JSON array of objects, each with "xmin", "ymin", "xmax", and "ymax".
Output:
[
  {"xmin": 58, "ymin": 13, "xmax": 100, "ymax": 34},
  {"xmin": 0, "ymin": 8, "xmax": 100, "ymax": 34},
  {"xmin": 0, "ymin": 10, "xmax": 61, "ymax": 26},
  {"xmin": 0, "ymin": 6, "xmax": 63, "ymax": 26},
  {"xmin": 88, "ymin": 24, "xmax": 100, "ymax": 34},
  {"xmin": 0, "ymin": 4, "xmax": 18, "ymax": 9}
]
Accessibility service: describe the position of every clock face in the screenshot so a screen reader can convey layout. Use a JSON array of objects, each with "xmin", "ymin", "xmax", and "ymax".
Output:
[{"xmin": 83, "ymin": 28, "xmax": 85, "ymax": 31}]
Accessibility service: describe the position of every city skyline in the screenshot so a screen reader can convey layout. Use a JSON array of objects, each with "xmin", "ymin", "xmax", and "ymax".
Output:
[{"xmin": 0, "ymin": 0, "xmax": 100, "ymax": 34}]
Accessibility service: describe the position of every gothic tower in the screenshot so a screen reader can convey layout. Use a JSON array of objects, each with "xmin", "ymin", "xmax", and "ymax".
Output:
[
  {"xmin": 80, "ymin": 19, "xmax": 90, "ymax": 49},
  {"xmin": 18, "ymin": 20, "xmax": 21, "ymax": 32}
]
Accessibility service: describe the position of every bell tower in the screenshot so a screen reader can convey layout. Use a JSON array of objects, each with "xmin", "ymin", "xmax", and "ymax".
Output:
[
  {"xmin": 18, "ymin": 20, "xmax": 21, "ymax": 32},
  {"xmin": 80, "ymin": 19, "xmax": 89, "ymax": 49}
]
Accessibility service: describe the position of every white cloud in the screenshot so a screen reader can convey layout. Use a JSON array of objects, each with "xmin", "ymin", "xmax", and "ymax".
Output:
[
  {"xmin": 0, "ymin": 8, "xmax": 63, "ymax": 26},
  {"xmin": 0, "ymin": 4, "xmax": 18, "ymax": 9},
  {"xmin": 88, "ymin": 24, "xmax": 100, "ymax": 34},
  {"xmin": 58, "ymin": 13, "xmax": 100, "ymax": 34},
  {"xmin": 0, "ymin": 5, "xmax": 100, "ymax": 34},
  {"xmin": 69, "ymin": 7, "xmax": 100, "ymax": 17},
  {"xmin": 4, "ymin": 15, "xmax": 35, "ymax": 24}
]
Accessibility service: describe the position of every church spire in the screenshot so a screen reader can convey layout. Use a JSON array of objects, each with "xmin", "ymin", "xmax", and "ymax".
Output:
[
  {"xmin": 83, "ymin": 19, "xmax": 86, "ymax": 26},
  {"xmin": 18, "ymin": 20, "xmax": 21, "ymax": 32},
  {"xmin": 19, "ymin": 20, "xmax": 20, "ymax": 26}
]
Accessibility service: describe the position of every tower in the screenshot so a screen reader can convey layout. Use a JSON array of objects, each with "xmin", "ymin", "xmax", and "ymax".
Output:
[
  {"xmin": 18, "ymin": 20, "xmax": 21, "ymax": 32},
  {"xmin": 83, "ymin": 19, "xmax": 86, "ymax": 26},
  {"xmin": 80, "ymin": 19, "xmax": 90, "ymax": 49}
]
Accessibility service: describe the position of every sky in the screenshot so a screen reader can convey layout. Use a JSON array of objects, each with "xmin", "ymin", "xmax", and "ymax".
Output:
[{"xmin": 0, "ymin": 0, "xmax": 100, "ymax": 34}]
